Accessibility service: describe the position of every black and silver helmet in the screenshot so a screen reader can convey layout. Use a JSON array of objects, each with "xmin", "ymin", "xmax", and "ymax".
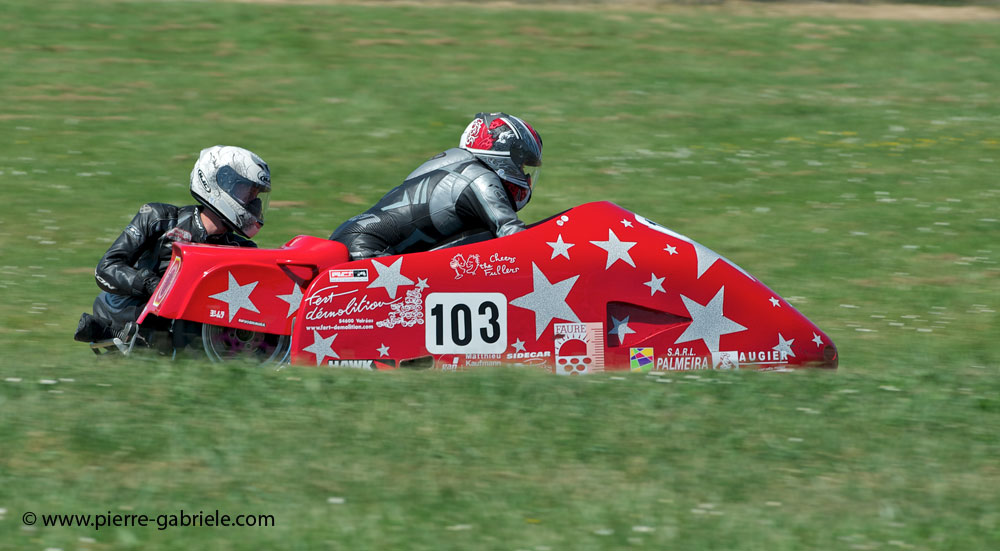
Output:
[
  {"xmin": 189, "ymin": 145, "xmax": 271, "ymax": 238},
  {"xmin": 459, "ymin": 112, "xmax": 542, "ymax": 211}
]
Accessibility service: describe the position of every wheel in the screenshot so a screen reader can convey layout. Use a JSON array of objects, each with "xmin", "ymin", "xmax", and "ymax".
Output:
[{"xmin": 201, "ymin": 324, "xmax": 290, "ymax": 365}]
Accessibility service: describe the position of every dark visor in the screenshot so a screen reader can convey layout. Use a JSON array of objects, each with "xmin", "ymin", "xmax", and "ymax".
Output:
[{"xmin": 216, "ymin": 166, "xmax": 268, "ymax": 205}]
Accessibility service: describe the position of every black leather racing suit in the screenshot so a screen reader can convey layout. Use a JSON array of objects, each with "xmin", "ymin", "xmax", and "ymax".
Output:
[
  {"xmin": 330, "ymin": 148, "xmax": 525, "ymax": 260},
  {"xmin": 89, "ymin": 203, "xmax": 255, "ymax": 331}
]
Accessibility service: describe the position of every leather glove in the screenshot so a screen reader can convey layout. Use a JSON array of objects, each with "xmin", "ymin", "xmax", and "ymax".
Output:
[{"xmin": 131, "ymin": 269, "xmax": 161, "ymax": 299}]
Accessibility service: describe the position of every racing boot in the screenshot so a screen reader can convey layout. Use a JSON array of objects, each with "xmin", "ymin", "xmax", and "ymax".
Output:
[
  {"xmin": 115, "ymin": 321, "xmax": 140, "ymax": 345},
  {"xmin": 110, "ymin": 321, "xmax": 146, "ymax": 355},
  {"xmin": 74, "ymin": 313, "xmax": 112, "ymax": 342}
]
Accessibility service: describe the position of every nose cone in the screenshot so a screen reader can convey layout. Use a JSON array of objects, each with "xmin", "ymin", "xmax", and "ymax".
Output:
[
  {"xmin": 745, "ymin": 297, "xmax": 839, "ymax": 371},
  {"xmin": 626, "ymin": 208, "xmax": 839, "ymax": 371},
  {"xmin": 818, "ymin": 340, "xmax": 838, "ymax": 369}
]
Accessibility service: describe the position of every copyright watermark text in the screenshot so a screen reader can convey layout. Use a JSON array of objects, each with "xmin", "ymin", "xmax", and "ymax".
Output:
[{"xmin": 21, "ymin": 509, "xmax": 273, "ymax": 531}]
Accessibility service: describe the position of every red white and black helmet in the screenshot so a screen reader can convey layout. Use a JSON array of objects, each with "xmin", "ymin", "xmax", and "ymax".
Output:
[{"xmin": 459, "ymin": 112, "xmax": 542, "ymax": 211}]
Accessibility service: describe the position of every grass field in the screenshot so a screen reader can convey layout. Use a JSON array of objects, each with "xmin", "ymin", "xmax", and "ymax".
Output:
[{"xmin": 1, "ymin": 1, "xmax": 999, "ymax": 549}]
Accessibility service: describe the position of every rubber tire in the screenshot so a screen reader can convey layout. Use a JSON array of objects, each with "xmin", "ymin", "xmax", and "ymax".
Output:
[{"xmin": 201, "ymin": 324, "xmax": 290, "ymax": 366}]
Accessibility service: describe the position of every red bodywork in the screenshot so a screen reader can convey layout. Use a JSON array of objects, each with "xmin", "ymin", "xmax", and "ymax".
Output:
[{"xmin": 141, "ymin": 202, "xmax": 837, "ymax": 372}]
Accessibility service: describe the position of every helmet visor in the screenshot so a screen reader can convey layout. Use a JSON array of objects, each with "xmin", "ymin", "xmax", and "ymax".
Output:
[
  {"xmin": 240, "ymin": 190, "xmax": 270, "ymax": 221},
  {"xmin": 216, "ymin": 166, "xmax": 271, "ymax": 223},
  {"xmin": 522, "ymin": 163, "xmax": 542, "ymax": 189}
]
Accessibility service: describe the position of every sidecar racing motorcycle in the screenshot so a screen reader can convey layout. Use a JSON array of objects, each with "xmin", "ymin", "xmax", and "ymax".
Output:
[{"xmin": 97, "ymin": 202, "xmax": 837, "ymax": 373}]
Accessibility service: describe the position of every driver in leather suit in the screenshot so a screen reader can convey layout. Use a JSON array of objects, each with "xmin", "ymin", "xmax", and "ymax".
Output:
[
  {"xmin": 330, "ymin": 112, "xmax": 542, "ymax": 260},
  {"xmin": 74, "ymin": 145, "xmax": 272, "ymax": 345}
]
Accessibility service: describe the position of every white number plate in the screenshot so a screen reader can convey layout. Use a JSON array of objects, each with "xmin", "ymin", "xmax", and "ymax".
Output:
[{"xmin": 425, "ymin": 293, "xmax": 507, "ymax": 354}]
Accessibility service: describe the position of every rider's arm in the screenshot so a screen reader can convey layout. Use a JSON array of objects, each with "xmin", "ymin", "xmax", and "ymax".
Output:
[
  {"xmin": 455, "ymin": 173, "xmax": 525, "ymax": 237},
  {"xmin": 94, "ymin": 204, "xmax": 163, "ymax": 298}
]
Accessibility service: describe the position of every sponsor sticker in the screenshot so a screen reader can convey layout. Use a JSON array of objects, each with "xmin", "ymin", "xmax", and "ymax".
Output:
[
  {"xmin": 435, "ymin": 354, "xmax": 503, "ymax": 370},
  {"xmin": 713, "ymin": 351, "xmax": 740, "ymax": 370},
  {"xmin": 629, "ymin": 347, "xmax": 654, "ymax": 372},
  {"xmin": 655, "ymin": 347, "xmax": 775, "ymax": 371},
  {"xmin": 376, "ymin": 286, "xmax": 425, "ymax": 329},
  {"xmin": 303, "ymin": 287, "xmax": 399, "ymax": 328},
  {"xmin": 506, "ymin": 350, "xmax": 552, "ymax": 369},
  {"xmin": 655, "ymin": 347, "xmax": 711, "ymax": 371},
  {"xmin": 554, "ymin": 322, "xmax": 605, "ymax": 376},
  {"xmin": 329, "ymin": 269, "xmax": 369, "ymax": 282},
  {"xmin": 449, "ymin": 253, "xmax": 520, "ymax": 279},
  {"xmin": 505, "ymin": 351, "xmax": 551, "ymax": 360},
  {"xmin": 713, "ymin": 350, "xmax": 790, "ymax": 369},
  {"xmin": 326, "ymin": 359, "xmax": 376, "ymax": 370}
]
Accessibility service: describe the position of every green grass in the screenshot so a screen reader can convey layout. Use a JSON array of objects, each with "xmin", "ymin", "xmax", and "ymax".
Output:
[{"xmin": 1, "ymin": 1, "xmax": 999, "ymax": 549}]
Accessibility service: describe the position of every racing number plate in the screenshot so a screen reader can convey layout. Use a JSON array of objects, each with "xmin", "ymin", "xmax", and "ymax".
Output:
[{"xmin": 425, "ymin": 293, "xmax": 507, "ymax": 354}]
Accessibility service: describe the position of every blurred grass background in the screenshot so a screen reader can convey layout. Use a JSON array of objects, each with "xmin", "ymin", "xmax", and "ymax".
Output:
[{"xmin": 1, "ymin": 1, "xmax": 998, "ymax": 549}]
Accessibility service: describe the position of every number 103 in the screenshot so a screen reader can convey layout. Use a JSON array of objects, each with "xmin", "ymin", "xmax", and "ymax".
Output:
[{"xmin": 425, "ymin": 293, "xmax": 508, "ymax": 354}]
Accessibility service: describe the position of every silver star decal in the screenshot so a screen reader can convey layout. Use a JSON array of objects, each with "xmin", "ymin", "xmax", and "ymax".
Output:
[
  {"xmin": 773, "ymin": 333, "xmax": 795, "ymax": 359},
  {"xmin": 621, "ymin": 219, "xmax": 633, "ymax": 228},
  {"xmin": 812, "ymin": 333, "xmax": 824, "ymax": 347},
  {"xmin": 608, "ymin": 315, "xmax": 636, "ymax": 344},
  {"xmin": 276, "ymin": 284, "xmax": 304, "ymax": 318},
  {"xmin": 367, "ymin": 257, "xmax": 414, "ymax": 299},
  {"xmin": 303, "ymin": 330, "xmax": 339, "ymax": 366},
  {"xmin": 377, "ymin": 343, "xmax": 390, "ymax": 357},
  {"xmin": 512, "ymin": 338, "xmax": 526, "ymax": 353},
  {"xmin": 644, "ymin": 273, "xmax": 666, "ymax": 296},
  {"xmin": 546, "ymin": 234, "xmax": 575, "ymax": 260},
  {"xmin": 664, "ymin": 244, "xmax": 678, "ymax": 255},
  {"xmin": 689, "ymin": 240, "xmax": 751, "ymax": 279},
  {"xmin": 769, "ymin": 297, "xmax": 780, "ymax": 307},
  {"xmin": 510, "ymin": 263, "xmax": 581, "ymax": 339},
  {"xmin": 634, "ymin": 214, "xmax": 753, "ymax": 280},
  {"xmin": 675, "ymin": 287, "xmax": 748, "ymax": 352},
  {"xmin": 590, "ymin": 229, "xmax": 637, "ymax": 269},
  {"xmin": 209, "ymin": 272, "xmax": 260, "ymax": 322},
  {"xmin": 415, "ymin": 278, "xmax": 430, "ymax": 291}
]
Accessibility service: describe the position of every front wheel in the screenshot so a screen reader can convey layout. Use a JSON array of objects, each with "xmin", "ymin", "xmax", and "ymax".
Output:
[{"xmin": 202, "ymin": 324, "xmax": 290, "ymax": 366}]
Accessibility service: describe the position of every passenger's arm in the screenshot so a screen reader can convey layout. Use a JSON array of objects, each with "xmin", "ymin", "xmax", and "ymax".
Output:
[
  {"xmin": 94, "ymin": 204, "xmax": 161, "ymax": 297},
  {"xmin": 456, "ymin": 173, "xmax": 525, "ymax": 237}
]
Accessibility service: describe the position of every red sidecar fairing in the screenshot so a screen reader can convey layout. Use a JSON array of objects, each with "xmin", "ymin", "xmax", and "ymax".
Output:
[
  {"xmin": 138, "ymin": 235, "xmax": 349, "ymax": 335},
  {"xmin": 291, "ymin": 201, "xmax": 837, "ymax": 372}
]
